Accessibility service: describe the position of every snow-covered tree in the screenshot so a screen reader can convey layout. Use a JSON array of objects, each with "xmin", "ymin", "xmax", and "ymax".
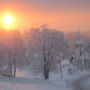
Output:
[
  {"xmin": 26, "ymin": 25, "xmax": 69, "ymax": 79},
  {"xmin": 10, "ymin": 30, "xmax": 26, "ymax": 77}
]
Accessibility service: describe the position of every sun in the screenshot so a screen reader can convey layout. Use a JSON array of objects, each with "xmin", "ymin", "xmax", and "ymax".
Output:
[{"xmin": 3, "ymin": 14, "xmax": 13, "ymax": 29}]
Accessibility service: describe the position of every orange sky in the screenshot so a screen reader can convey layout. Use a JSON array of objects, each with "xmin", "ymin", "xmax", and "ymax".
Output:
[{"xmin": 0, "ymin": 1, "xmax": 90, "ymax": 32}]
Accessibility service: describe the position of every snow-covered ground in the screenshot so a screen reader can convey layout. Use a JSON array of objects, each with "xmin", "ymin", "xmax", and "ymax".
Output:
[
  {"xmin": 0, "ymin": 60, "xmax": 89, "ymax": 90},
  {"xmin": 15, "ymin": 69, "xmax": 72, "ymax": 90},
  {"xmin": 79, "ymin": 76, "xmax": 90, "ymax": 90},
  {"xmin": 0, "ymin": 70, "xmax": 89, "ymax": 90},
  {"xmin": 0, "ymin": 77, "xmax": 68, "ymax": 90},
  {"xmin": 0, "ymin": 67, "xmax": 72, "ymax": 90}
]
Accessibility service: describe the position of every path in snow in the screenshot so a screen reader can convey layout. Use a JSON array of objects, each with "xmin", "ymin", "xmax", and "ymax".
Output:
[
  {"xmin": 0, "ymin": 77, "xmax": 71, "ymax": 90},
  {"xmin": 72, "ymin": 75, "xmax": 90, "ymax": 90},
  {"xmin": 79, "ymin": 76, "xmax": 90, "ymax": 90}
]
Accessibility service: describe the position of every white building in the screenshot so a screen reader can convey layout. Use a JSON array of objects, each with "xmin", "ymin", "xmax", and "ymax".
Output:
[{"xmin": 74, "ymin": 31, "xmax": 90, "ymax": 69}]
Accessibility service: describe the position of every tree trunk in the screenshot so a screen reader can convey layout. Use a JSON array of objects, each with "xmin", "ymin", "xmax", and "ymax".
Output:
[
  {"xmin": 60, "ymin": 62, "xmax": 63, "ymax": 79},
  {"xmin": 9, "ymin": 63, "xmax": 12, "ymax": 77},
  {"xmin": 8, "ymin": 60, "xmax": 12, "ymax": 77},
  {"xmin": 44, "ymin": 64, "xmax": 49, "ymax": 80},
  {"xmin": 13, "ymin": 60, "xmax": 16, "ymax": 78}
]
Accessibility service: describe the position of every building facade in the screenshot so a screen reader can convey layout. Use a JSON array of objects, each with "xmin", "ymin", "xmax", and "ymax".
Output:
[{"xmin": 74, "ymin": 31, "xmax": 90, "ymax": 70}]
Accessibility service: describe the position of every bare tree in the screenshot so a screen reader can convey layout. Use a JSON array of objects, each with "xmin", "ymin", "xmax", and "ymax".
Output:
[
  {"xmin": 26, "ymin": 25, "xmax": 69, "ymax": 79},
  {"xmin": 10, "ymin": 31, "xmax": 26, "ymax": 78}
]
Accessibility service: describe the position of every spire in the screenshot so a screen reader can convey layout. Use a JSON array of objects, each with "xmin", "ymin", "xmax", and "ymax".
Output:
[{"xmin": 75, "ymin": 28, "xmax": 84, "ymax": 45}]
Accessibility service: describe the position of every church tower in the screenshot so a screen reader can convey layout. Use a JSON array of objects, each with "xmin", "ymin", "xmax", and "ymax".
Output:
[{"xmin": 74, "ymin": 31, "xmax": 84, "ymax": 60}]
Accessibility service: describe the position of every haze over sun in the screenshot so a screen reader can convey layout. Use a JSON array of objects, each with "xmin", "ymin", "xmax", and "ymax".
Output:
[
  {"xmin": 2, "ymin": 14, "xmax": 13, "ymax": 30},
  {"xmin": 0, "ymin": 0, "xmax": 90, "ymax": 32}
]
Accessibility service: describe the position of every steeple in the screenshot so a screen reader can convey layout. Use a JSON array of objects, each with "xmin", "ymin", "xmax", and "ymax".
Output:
[
  {"xmin": 75, "ymin": 29, "xmax": 84, "ymax": 45},
  {"xmin": 74, "ymin": 29, "xmax": 84, "ymax": 60}
]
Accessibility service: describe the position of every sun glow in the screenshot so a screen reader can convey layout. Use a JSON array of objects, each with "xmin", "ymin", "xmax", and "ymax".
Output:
[{"xmin": 3, "ymin": 14, "xmax": 13, "ymax": 29}]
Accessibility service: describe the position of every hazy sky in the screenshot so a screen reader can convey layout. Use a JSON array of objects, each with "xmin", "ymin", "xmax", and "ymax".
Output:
[{"xmin": 0, "ymin": 0, "xmax": 90, "ymax": 32}]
